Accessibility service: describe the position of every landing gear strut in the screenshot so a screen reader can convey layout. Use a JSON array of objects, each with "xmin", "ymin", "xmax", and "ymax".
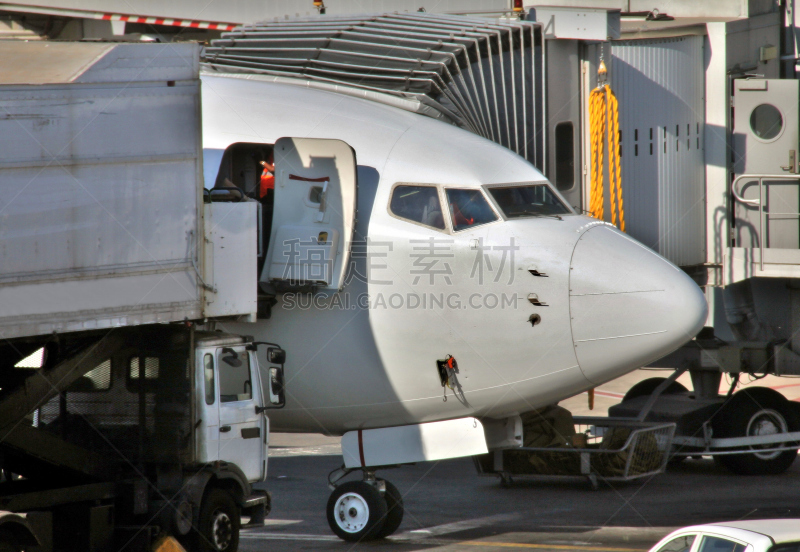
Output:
[{"xmin": 326, "ymin": 466, "xmax": 405, "ymax": 541}]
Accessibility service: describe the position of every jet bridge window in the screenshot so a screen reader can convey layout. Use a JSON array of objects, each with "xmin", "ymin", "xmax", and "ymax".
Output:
[
  {"xmin": 554, "ymin": 122, "xmax": 575, "ymax": 190},
  {"xmin": 488, "ymin": 184, "xmax": 571, "ymax": 219},
  {"xmin": 750, "ymin": 103, "xmax": 783, "ymax": 140},
  {"xmin": 389, "ymin": 185, "xmax": 446, "ymax": 230},
  {"xmin": 445, "ymin": 188, "xmax": 498, "ymax": 232},
  {"xmin": 218, "ymin": 347, "xmax": 252, "ymax": 403}
]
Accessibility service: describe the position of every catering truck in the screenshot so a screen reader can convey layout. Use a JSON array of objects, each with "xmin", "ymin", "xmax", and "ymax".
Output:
[{"xmin": 0, "ymin": 42, "xmax": 283, "ymax": 551}]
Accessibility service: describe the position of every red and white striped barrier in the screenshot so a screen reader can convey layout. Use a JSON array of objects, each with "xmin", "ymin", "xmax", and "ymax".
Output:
[
  {"xmin": 0, "ymin": 4, "xmax": 239, "ymax": 31},
  {"xmin": 98, "ymin": 12, "xmax": 238, "ymax": 31}
]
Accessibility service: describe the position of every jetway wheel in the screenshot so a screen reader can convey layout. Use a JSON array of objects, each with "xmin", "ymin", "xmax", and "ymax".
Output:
[
  {"xmin": 327, "ymin": 481, "xmax": 387, "ymax": 542},
  {"xmin": 713, "ymin": 387, "xmax": 799, "ymax": 476},
  {"xmin": 622, "ymin": 377, "xmax": 689, "ymax": 403},
  {"xmin": 376, "ymin": 479, "xmax": 404, "ymax": 538}
]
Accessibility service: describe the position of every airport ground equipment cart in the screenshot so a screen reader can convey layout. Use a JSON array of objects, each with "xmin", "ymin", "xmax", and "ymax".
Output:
[{"xmin": 475, "ymin": 417, "xmax": 676, "ymax": 490}]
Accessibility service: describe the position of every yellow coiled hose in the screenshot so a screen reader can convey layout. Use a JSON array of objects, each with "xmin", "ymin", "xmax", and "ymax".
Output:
[{"xmin": 589, "ymin": 82, "xmax": 625, "ymax": 232}]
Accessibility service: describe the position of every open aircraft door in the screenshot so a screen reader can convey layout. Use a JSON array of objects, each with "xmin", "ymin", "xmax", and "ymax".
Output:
[{"xmin": 262, "ymin": 138, "xmax": 357, "ymax": 291}]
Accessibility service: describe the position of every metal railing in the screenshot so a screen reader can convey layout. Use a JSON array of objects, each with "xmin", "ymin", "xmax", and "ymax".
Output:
[{"xmin": 731, "ymin": 173, "xmax": 800, "ymax": 270}]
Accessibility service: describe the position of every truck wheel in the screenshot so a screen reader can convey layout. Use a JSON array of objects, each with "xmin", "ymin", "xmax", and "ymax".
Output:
[
  {"xmin": 327, "ymin": 481, "xmax": 387, "ymax": 542},
  {"xmin": 376, "ymin": 479, "xmax": 404, "ymax": 538},
  {"xmin": 713, "ymin": 387, "xmax": 799, "ymax": 475},
  {"xmin": 196, "ymin": 488, "xmax": 240, "ymax": 552},
  {"xmin": 622, "ymin": 377, "xmax": 689, "ymax": 402}
]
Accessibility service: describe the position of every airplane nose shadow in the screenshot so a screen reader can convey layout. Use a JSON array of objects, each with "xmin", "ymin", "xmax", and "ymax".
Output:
[{"xmin": 569, "ymin": 225, "xmax": 708, "ymax": 386}]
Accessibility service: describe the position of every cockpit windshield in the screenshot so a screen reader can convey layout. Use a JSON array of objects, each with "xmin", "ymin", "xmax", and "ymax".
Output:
[{"xmin": 488, "ymin": 184, "xmax": 571, "ymax": 219}]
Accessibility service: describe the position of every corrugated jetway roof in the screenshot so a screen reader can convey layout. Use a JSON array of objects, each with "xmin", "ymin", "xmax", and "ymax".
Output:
[{"xmin": 203, "ymin": 12, "xmax": 545, "ymax": 168}]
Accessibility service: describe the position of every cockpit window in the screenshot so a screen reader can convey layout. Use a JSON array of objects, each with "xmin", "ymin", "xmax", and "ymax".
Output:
[
  {"xmin": 445, "ymin": 188, "xmax": 498, "ymax": 232},
  {"xmin": 488, "ymin": 184, "xmax": 571, "ymax": 219},
  {"xmin": 389, "ymin": 185, "xmax": 445, "ymax": 230}
]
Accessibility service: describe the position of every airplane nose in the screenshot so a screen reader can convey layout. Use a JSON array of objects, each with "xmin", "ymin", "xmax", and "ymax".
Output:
[{"xmin": 569, "ymin": 224, "xmax": 707, "ymax": 385}]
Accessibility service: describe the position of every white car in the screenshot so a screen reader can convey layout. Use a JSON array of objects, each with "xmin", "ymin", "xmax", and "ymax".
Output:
[{"xmin": 650, "ymin": 521, "xmax": 800, "ymax": 552}]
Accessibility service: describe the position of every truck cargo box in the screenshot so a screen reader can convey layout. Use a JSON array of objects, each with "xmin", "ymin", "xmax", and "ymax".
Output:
[{"xmin": 0, "ymin": 42, "xmax": 256, "ymax": 339}]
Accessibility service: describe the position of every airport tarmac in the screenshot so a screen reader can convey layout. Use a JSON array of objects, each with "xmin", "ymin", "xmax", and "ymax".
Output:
[{"xmin": 245, "ymin": 369, "xmax": 800, "ymax": 551}]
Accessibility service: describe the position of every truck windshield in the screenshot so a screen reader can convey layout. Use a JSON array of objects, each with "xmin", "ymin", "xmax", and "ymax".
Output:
[{"xmin": 488, "ymin": 184, "xmax": 571, "ymax": 219}]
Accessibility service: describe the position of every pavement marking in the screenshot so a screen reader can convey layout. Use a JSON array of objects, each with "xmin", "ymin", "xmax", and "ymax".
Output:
[
  {"xmin": 259, "ymin": 519, "xmax": 303, "ymax": 527},
  {"xmin": 462, "ymin": 542, "xmax": 647, "ymax": 551},
  {"xmin": 240, "ymin": 513, "xmax": 522, "ymax": 543},
  {"xmin": 393, "ymin": 513, "xmax": 522, "ymax": 540},
  {"xmin": 240, "ymin": 533, "xmax": 339, "ymax": 542},
  {"xmin": 268, "ymin": 445, "xmax": 342, "ymax": 457}
]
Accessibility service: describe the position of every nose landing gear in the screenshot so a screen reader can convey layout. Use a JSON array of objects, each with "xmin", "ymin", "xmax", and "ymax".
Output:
[{"xmin": 326, "ymin": 467, "xmax": 405, "ymax": 542}]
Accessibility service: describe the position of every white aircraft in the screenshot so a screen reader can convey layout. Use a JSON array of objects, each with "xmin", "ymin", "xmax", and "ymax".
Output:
[{"xmin": 201, "ymin": 71, "xmax": 707, "ymax": 541}]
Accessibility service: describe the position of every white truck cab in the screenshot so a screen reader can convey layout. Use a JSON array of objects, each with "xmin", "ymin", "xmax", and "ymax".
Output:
[{"xmin": 195, "ymin": 333, "xmax": 286, "ymax": 481}]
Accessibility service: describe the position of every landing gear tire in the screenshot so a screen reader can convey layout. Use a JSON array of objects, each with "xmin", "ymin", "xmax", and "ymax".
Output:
[
  {"xmin": 376, "ymin": 479, "xmax": 404, "ymax": 538},
  {"xmin": 622, "ymin": 377, "xmax": 689, "ymax": 403},
  {"xmin": 196, "ymin": 488, "xmax": 240, "ymax": 552},
  {"xmin": 713, "ymin": 387, "xmax": 799, "ymax": 476},
  {"xmin": 327, "ymin": 481, "xmax": 387, "ymax": 542}
]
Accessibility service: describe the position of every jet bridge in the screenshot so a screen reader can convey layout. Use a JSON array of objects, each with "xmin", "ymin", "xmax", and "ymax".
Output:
[{"xmin": 546, "ymin": 7, "xmax": 800, "ymax": 474}]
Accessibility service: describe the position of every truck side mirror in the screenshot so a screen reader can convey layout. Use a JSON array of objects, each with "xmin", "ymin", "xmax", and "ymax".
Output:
[
  {"xmin": 267, "ymin": 347, "xmax": 286, "ymax": 364},
  {"xmin": 268, "ymin": 366, "xmax": 285, "ymax": 407}
]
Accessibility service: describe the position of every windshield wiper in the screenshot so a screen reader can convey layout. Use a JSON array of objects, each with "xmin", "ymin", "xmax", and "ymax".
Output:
[{"xmin": 517, "ymin": 209, "xmax": 563, "ymax": 220}]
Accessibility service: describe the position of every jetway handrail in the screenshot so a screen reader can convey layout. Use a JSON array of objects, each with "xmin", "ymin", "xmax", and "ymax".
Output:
[{"xmin": 731, "ymin": 173, "xmax": 800, "ymax": 270}]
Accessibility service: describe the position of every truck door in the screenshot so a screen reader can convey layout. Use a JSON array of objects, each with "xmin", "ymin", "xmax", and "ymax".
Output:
[
  {"xmin": 262, "ymin": 137, "xmax": 357, "ymax": 291},
  {"xmin": 732, "ymin": 79, "xmax": 800, "ymax": 260},
  {"xmin": 216, "ymin": 345, "xmax": 265, "ymax": 481}
]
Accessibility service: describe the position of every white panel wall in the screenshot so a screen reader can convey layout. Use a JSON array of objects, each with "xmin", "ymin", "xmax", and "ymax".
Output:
[{"xmin": 610, "ymin": 36, "xmax": 706, "ymax": 267}]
